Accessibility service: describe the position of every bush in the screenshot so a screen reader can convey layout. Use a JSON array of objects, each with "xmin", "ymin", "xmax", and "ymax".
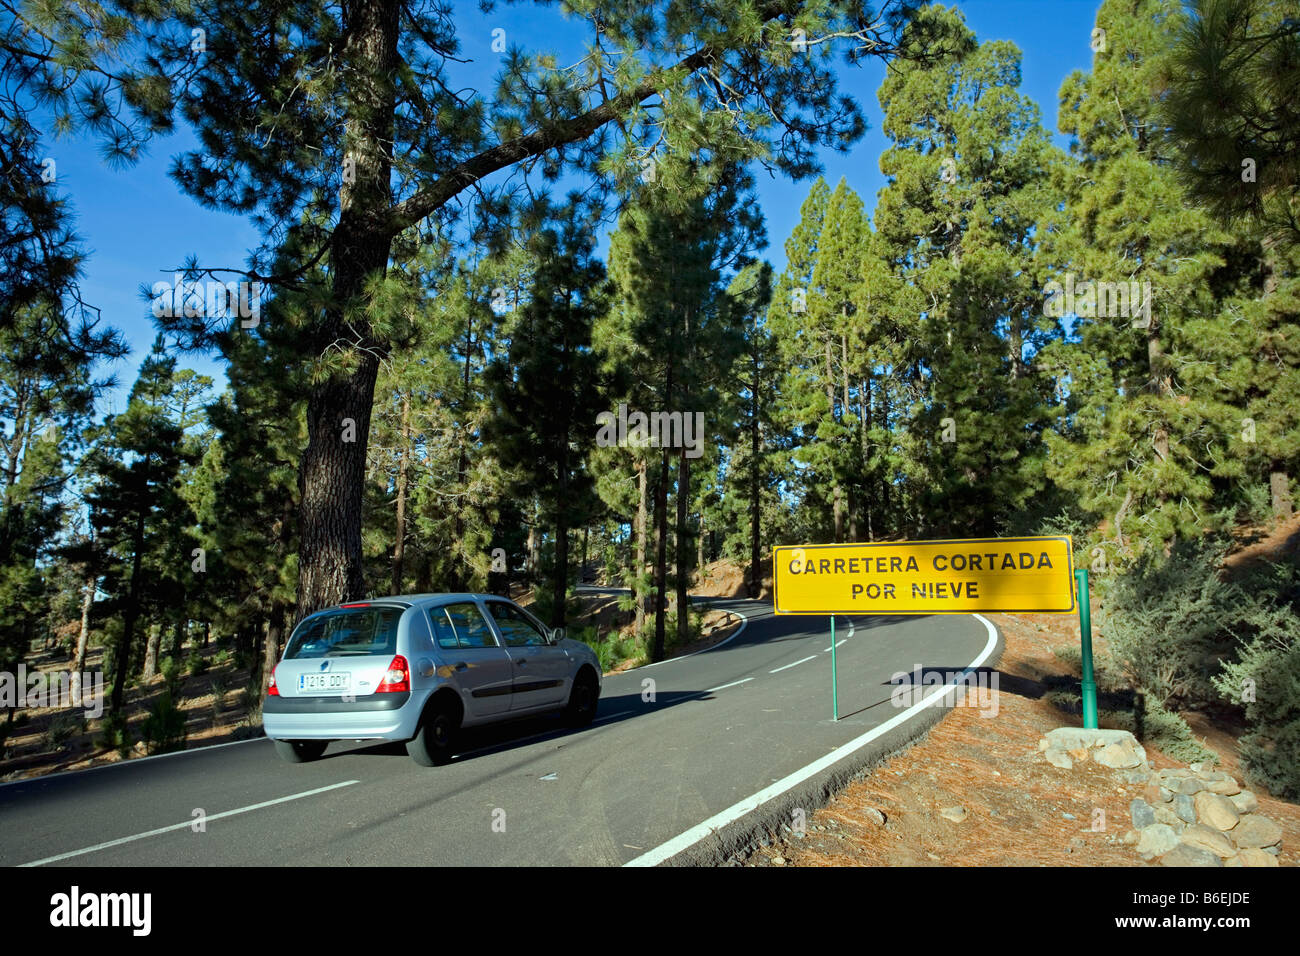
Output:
[
  {"xmin": 1211, "ymin": 556, "xmax": 1300, "ymax": 797},
  {"xmin": 140, "ymin": 690, "xmax": 187, "ymax": 755},
  {"xmin": 160, "ymin": 656, "xmax": 184, "ymax": 698},
  {"xmin": 42, "ymin": 712, "xmax": 84, "ymax": 753},
  {"xmin": 1100, "ymin": 537, "xmax": 1242, "ymax": 710},
  {"xmin": 186, "ymin": 649, "xmax": 209, "ymax": 677},
  {"xmin": 98, "ymin": 711, "xmax": 133, "ymax": 759}
]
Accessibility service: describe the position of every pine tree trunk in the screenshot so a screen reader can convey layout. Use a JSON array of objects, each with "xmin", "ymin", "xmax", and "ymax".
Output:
[
  {"xmin": 653, "ymin": 446, "xmax": 670, "ymax": 662},
  {"xmin": 635, "ymin": 458, "xmax": 648, "ymax": 634},
  {"xmin": 391, "ymin": 391, "xmax": 411, "ymax": 595},
  {"xmin": 825, "ymin": 338, "xmax": 843, "ymax": 541},
  {"xmin": 1270, "ymin": 468, "xmax": 1293, "ymax": 519},
  {"xmin": 143, "ymin": 622, "xmax": 160, "ymax": 680},
  {"xmin": 749, "ymin": 359, "xmax": 762, "ymax": 599},
  {"xmin": 551, "ymin": 444, "xmax": 570, "ymax": 629},
  {"xmin": 71, "ymin": 574, "xmax": 94, "ymax": 700},
  {"xmin": 262, "ymin": 601, "xmax": 287, "ymax": 698},
  {"xmin": 676, "ymin": 450, "xmax": 690, "ymax": 648},
  {"xmin": 294, "ymin": 0, "xmax": 399, "ymax": 622}
]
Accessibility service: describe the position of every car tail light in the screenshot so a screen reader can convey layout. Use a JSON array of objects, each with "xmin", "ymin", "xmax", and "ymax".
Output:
[
  {"xmin": 267, "ymin": 666, "xmax": 280, "ymax": 696},
  {"xmin": 376, "ymin": 655, "xmax": 410, "ymax": 693}
]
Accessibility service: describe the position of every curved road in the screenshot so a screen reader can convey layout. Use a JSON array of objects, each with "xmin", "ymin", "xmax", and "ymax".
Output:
[{"xmin": 0, "ymin": 593, "xmax": 998, "ymax": 867}]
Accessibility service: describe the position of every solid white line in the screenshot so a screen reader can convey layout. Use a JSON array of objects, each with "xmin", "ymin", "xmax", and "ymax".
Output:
[
  {"xmin": 770, "ymin": 655, "xmax": 817, "ymax": 674},
  {"xmin": 639, "ymin": 604, "xmax": 750, "ymax": 669},
  {"xmin": 593, "ymin": 710, "xmax": 634, "ymax": 724},
  {"xmin": 822, "ymin": 640, "xmax": 847, "ymax": 652},
  {"xmin": 624, "ymin": 614, "xmax": 999, "ymax": 867},
  {"xmin": 705, "ymin": 678, "xmax": 754, "ymax": 693},
  {"xmin": 18, "ymin": 780, "xmax": 360, "ymax": 867}
]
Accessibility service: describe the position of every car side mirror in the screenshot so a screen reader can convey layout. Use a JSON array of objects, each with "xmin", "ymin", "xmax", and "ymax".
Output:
[{"xmin": 548, "ymin": 627, "xmax": 565, "ymax": 644}]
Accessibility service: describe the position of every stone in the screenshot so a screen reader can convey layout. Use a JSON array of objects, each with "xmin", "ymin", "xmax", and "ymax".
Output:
[
  {"xmin": 1158, "ymin": 768, "xmax": 1195, "ymax": 780},
  {"xmin": 771, "ymin": 855, "xmax": 785, "ymax": 865},
  {"xmin": 1194, "ymin": 791, "xmax": 1240, "ymax": 831},
  {"xmin": 1130, "ymin": 799, "xmax": 1156, "ymax": 829},
  {"xmin": 1176, "ymin": 777, "xmax": 1206, "ymax": 796},
  {"xmin": 1174, "ymin": 793, "xmax": 1197, "ymax": 824},
  {"xmin": 1143, "ymin": 783, "xmax": 1170, "ymax": 806},
  {"xmin": 1121, "ymin": 829, "xmax": 1140, "ymax": 846},
  {"xmin": 1153, "ymin": 805, "xmax": 1186, "ymax": 831},
  {"xmin": 939, "ymin": 806, "xmax": 968, "ymax": 823},
  {"xmin": 1180, "ymin": 824, "xmax": 1236, "ymax": 859},
  {"xmin": 1044, "ymin": 748, "xmax": 1073, "ymax": 770},
  {"xmin": 1044, "ymin": 727, "xmax": 1144, "ymax": 753},
  {"xmin": 863, "ymin": 808, "xmax": 886, "ymax": 826},
  {"xmin": 1037, "ymin": 738, "xmax": 1049, "ymax": 752},
  {"xmin": 1202, "ymin": 774, "xmax": 1241, "ymax": 796},
  {"xmin": 1231, "ymin": 815, "xmax": 1282, "ymax": 849},
  {"xmin": 1137, "ymin": 824, "xmax": 1180, "ymax": 860},
  {"xmin": 1236, "ymin": 847, "xmax": 1279, "ymax": 867},
  {"xmin": 1068, "ymin": 747, "xmax": 1090, "ymax": 763},
  {"xmin": 1096, "ymin": 740, "xmax": 1146, "ymax": 770},
  {"xmin": 1228, "ymin": 790, "xmax": 1259, "ymax": 814},
  {"xmin": 1120, "ymin": 768, "xmax": 1152, "ymax": 785},
  {"xmin": 1160, "ymin": 844, "xmax": 1223, "ymax": 867}
]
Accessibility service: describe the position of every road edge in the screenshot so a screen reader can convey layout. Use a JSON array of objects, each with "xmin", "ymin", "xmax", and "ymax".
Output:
[{"xmin": 627, "ymin": 613, "xmax": 1006, "ymax": 867}]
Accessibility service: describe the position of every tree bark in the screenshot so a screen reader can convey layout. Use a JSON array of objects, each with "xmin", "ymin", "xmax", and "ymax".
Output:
[
  {"xmin": 676, "ymin": 450, "xmax": 691, "ymax": 648},
  {"xmin": 71, "ymin": 573, "xmax": 94, "ymax": 701},
  {"xmin": 635, "ymin": 457, "xmax": 648, "ymax": 634},
  {"xmin": 391, "ymin": 390, "xmax": 411, "ymax": 595},
  {"xmin": 825, "ymin": 338, "xmax": 843, "ymax": 542}
]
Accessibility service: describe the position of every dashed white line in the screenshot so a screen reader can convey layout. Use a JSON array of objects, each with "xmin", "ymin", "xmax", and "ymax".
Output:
[
  {"xmin": 770, "ymin": 655, "xmax": 817, "ymax": 674},
  {"xmin": 823, "ymin": 639, "xmax": 847, "ymax": 652},
  {"xmin": 706, "ymin": 678, "xmax": 754, "ymax": 693},
  {"xmin": 19, "ymin": 780, "xmax": 361, "ymax": 866}
]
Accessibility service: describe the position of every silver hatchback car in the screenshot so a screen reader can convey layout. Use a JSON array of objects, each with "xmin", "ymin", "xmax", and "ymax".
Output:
[{"xmin": 262, "ymin": 594, "xmax": 602, "ymax": 766}]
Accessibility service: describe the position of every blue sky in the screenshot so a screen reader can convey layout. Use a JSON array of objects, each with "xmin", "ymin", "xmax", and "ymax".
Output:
[{"xmin": 56, "ymin": 0, "xmax": 1102, "ymax": 414}]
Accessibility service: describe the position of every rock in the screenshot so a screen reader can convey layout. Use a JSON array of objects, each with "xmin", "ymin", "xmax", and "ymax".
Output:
[
  {"xmin": 1202, "ymin": 774, "xmax": 1241, "ymax": 796},
  {"xmin": 1120, "ymin": 768, "xmax": 1152, "ymax": 784},
  {"xmin": 1044, "ymin": 727, "xmax": 1144, "ymax": 753},
  {"xmin": 1044, "ymin": 748, "xmax": 1073, "ymax": 770},
  {"xmin": 1176, "ymin": 777, "xmax": 1206, "ymax": 796},
  {"xmin": 1236, "ymin": 847, "xmax": 1279, "ymax": 867},
  {"xmin": 1180, "ymin": 824, "xmax": 1236, "ymax": 859},
  {"xmin": 1122, "ymin": 829, "xmax": 1140, "ymax": 846},
  {"xmin": 1068, "ymin": 747, "xmax": 1090, "ymax": 763},
  {"xmin": 1231, "ymin": 815, "xmax": 1282, "ymax": 849},
  {"xmin": 1174, "ymin": 793, "xmax": 1197, "ymax": 824},
  {"xmin": 1194, "ymin": 791, "xmax": 1240, "ymax": 831},
  {"xmin": 1037, "ymin": 738, "xmax": 1049, "ymax": 752},
  {"xmin": 1062, "ymin": 812, "xmax": 1076, "ymax": 820},
  {"xmin": 1143, "ymin": 783, "xmax": 1170, "ymax": 805},
  {"xmin": 1137, "ymin": 824, "xmax": 1180, "ymax": 860},
  {"xmin": 1228, "ymin": 790, "xmax": 1259, "ymax": 814},
  {"xmin": 939, "ymin": 806, "xmax": 968, "ymax": 823},
  {"xmin": 1158, "ymin": 768, "xmax": 1195, "ymax": 780},
  {"xmin": 1153, "ymin": 805, "xmax": 1186, "ymax": 831},
  {"xmin": 863, "ymin": 808, "xmax": 887, "ymax": 826},
  {"xmin": 1096, "ymin": 740, "xmax": 1146, "ymax": 770},
  {"xmin": 771, "ymin": 855, "xmax": 785, "ymax": 866},
  {"xmin": 1160, "ymin": 844, "xmax": 1223, "ymax": 867},
  {"xmin": 1264, "ymin": 845, "xmax": 1280, "ymax": 856},
  {"xmin": 1130, "ymin": 799, "xmax": 1156, "ymax": 829}
]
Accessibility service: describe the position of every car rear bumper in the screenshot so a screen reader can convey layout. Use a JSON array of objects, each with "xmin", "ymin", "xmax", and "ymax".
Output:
[{"xmin": 262, "ymin": 692, "xmax": 419, "ymax": 740}]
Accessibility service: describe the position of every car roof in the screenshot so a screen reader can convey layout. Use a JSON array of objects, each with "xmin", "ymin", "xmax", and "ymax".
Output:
[{"xmin": 337, "ymin": 593, "xmax": 516, "ymax": 610}]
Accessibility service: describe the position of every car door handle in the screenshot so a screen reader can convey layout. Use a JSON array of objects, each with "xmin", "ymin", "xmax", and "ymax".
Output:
[
  {"xmin": 515, "ymin": 659, "xmax": 527, "ymax": 667},
  {"xmin": 454, "ymin": 662, "xmax": 468, "ymax": 671}
]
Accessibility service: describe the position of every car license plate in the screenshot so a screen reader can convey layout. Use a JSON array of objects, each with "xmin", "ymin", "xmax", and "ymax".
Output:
[{"xmin": 299, "ymin": 672, "xmax": 351, "ymax": 694}]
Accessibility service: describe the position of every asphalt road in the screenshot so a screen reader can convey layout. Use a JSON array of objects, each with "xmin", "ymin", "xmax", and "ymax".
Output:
[{"xmin": 0, "ymin": 593, "xmax": 996, "ymax": 867}]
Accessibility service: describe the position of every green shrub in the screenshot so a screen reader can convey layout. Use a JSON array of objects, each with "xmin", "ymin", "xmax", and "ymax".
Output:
[
  {"xmin": 140, "ymin": 691, "xmax": 187, "ymax": 755},
  {"xmin": 98, "ymin": 711, "xmax": 133, "ymax": 758},
  {"xmin": 186, "ymin": 649, "xmax": 209, "ymax": 677},
  {"xmin": 43, "ymin": 712, "xmax": 84, "ymax": 752},
  {"xmin": 1211, "ymin": 557, "xmax": 1300, "ymax": 797},
  {"xmin": 160, "ymin": 656, "xmax": 184, "ymax": 698}
]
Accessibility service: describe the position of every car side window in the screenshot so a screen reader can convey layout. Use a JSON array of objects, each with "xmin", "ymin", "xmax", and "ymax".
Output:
[
  {"xmin": 440, "ymin": 602, "xmax": 498, "ymax": 648},
  {"xmin": 487, "ymin": 602, "xmax": 548, "ymax": 647}
]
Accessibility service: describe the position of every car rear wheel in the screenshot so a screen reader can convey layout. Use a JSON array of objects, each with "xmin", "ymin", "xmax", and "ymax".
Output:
[
  {"xmin": 407, "ymin": 698, "xmax": 458, "ymax": 767},
  {"xmin": 273, "ymin": 739, "xmax": 328, "ymax": 763},
  {"xmin": 564, "ymin": 668, "xmax": 599, "ymax": 728}
]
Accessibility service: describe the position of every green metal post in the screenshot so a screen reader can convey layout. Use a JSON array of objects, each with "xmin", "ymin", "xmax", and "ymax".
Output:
[
  {"xmin": 830, "ymin": 614, "xmax": 839, "ymax": 721},
  {"xmin": 1076, "ymin": 568, "xmax": 1098, "ymax": 729}
]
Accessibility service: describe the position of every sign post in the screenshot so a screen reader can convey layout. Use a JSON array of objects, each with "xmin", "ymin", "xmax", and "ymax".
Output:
[
  {"xmin": 1075, "ymin": 568, "xmax": 1098, "ymax": 729},
  {"xmin": 830, "ymin": 614, "xmax": 838, "ymax": 721}
]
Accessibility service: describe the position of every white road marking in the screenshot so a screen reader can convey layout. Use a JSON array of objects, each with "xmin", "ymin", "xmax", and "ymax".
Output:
[
  {"xmin": 593, "ymin": 710, "xmax": 633, "ymax": 724},
  {"xmin": 0, "ymin": 735, "xmax": 267, "ymax": 791},
  {"xmin": 705, "ymin": 678, "xmax": 754, "ymax": 693},
  {"xmin": 770, "ymin": 655, "xmax": 817, "ymax": 673},
  {"xmin": 625, "ymin": 614, "xmax": 1000, "ymax": 867},
  {"xmin": 823, "ymin": 640, "xmax": 847, "ymax": 652},
  {"xmin": 636, "ymin": 604, "xmax": 750, "ymax": 668},
  {"xmin": 18, "ymin": 780, "xmax": 360, "ymax": 867}
]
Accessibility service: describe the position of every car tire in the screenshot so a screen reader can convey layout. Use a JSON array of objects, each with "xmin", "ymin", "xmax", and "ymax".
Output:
[
  {"xmin": 273, "ymin": 739, "xmax": 328, "ymax": 763},
  {"xmin": 564, "ymin": 668, "xmax": 599, "ymax": 728},
  {"xmin": 407, "ymin": 698, "xmax": 458, "ymax": 767}
]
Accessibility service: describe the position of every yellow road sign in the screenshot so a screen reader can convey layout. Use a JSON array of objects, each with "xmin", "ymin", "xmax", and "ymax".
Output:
[{"xmin": 773, "ymin": 537, "xmax": 1075, "ymax": 615}]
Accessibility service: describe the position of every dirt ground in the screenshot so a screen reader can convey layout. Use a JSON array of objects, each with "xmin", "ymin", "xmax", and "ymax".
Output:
[{"xmin": 735, "ymin": 606, "xmax": 1300, "ymax": 867}]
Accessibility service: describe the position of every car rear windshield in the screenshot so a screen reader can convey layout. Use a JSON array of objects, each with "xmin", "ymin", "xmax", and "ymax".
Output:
[{"xmin": 283, "ymin": 606, "xmax": 403, "ymax": 659}]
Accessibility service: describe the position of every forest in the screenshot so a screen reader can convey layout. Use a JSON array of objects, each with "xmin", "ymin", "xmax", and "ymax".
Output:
[{"xmin": 1, "ymin": 0, "xmax": 1298, "ymax": 794}]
